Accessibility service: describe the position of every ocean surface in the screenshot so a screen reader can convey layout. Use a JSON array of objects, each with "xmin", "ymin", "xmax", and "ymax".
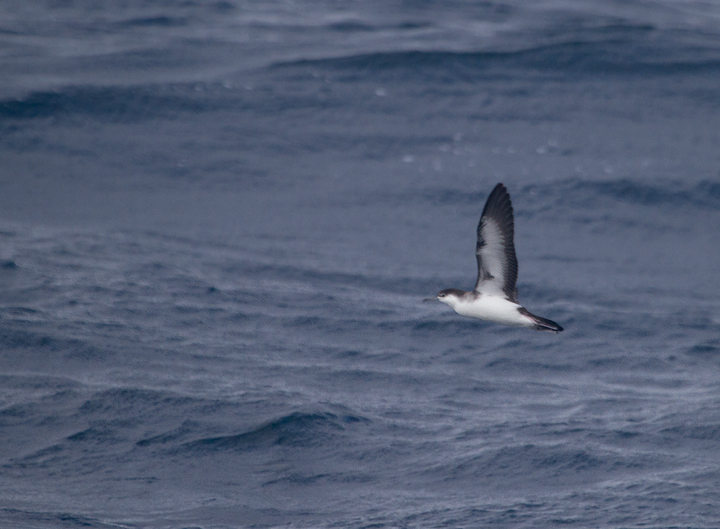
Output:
[{"xmin": 2, "ymin": 1, "xmax": 720, "ymax": 527}]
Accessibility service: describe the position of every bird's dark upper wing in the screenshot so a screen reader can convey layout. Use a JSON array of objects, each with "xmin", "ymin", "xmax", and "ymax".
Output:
[{"xmin": 474, "ymin": 183, "xmax": 519, "ymax": 302}]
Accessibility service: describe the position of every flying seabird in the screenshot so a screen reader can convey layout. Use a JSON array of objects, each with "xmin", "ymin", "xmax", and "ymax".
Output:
[{"xmin": 426, "ymin": 183, "xmax": 563, "ymax": 332}]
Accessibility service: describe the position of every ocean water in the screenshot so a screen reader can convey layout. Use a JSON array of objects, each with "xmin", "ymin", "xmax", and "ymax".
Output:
[{"xmin": 2, "ymin": 1, "xmax": 720, "ymax": 527}]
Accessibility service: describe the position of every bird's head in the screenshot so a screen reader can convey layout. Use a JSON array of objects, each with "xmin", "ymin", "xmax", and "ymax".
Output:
[{"xmin": 424, "ymin": 288, "xmax": 465, "ymax": 307}]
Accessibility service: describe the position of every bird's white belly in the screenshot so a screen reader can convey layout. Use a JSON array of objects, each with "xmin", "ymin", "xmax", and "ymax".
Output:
[{"xmin": 453, "ymin": 296, "xmax": 533, "ymax": 327}]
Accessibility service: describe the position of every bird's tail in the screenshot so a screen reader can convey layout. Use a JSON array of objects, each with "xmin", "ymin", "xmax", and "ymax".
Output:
[{"xmin": 519, "ymin": 308, "xmax": 563, "ymax": 333}]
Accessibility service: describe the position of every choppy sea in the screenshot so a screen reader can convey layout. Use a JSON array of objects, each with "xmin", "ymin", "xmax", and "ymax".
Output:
[{"xmin": 2, "ymin": 1, "xmax": 720, "ymax": 527}]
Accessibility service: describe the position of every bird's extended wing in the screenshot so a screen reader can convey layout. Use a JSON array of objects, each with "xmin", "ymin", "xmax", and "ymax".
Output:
[{"xmin": 474, "ymin": 183, "xmax": 519, "ymax": 302}]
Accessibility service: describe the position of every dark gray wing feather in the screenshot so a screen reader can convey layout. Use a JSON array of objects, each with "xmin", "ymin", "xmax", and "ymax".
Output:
[{"xmin": 474, "ymin": 183, "xmax": 519, "ymax": 302}]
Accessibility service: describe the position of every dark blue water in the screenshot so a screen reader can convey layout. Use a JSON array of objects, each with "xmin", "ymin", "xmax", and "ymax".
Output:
[{"xmin": 2, "ymin": 1, "xmax": 720, "ymax": 527}]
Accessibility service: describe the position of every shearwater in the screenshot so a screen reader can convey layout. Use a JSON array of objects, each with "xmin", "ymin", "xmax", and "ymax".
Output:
[{"xmin": 426, "ymin": 183, "xmax": 563, "ymax": 332}]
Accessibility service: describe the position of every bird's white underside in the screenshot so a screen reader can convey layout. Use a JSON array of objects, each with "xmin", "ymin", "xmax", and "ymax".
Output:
[{"xmin": 439, "ymin": 294, "xmax": 535, "ymax": 328}]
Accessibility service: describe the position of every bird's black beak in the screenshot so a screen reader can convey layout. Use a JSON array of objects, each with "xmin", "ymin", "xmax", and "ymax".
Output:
[{"xmin": 423, "ymin": 297, "xmax": 437, "ymax": 302}]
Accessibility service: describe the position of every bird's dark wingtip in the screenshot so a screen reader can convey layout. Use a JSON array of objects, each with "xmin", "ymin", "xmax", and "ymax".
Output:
[
  {"xmin": 518, "ymin": 307, "xmax": 563, "ymax": 333},
  {"xmin": 534, "ymin": 319, "xmax": 563, "ymax": 333}
]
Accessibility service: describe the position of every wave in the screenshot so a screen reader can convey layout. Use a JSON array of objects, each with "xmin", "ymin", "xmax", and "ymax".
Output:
[
  {"xmin": 0, "ymin": 327, "xmax": 109, "ymax": 361},
  {"xmin": 276, "ymin": 32, "xmax": 720, "ymax": 77},
  {"xmin": 0, "ymin": 509, "xmax": 111, "ymax": 529},
  {"xmin": 0, "ymin": 85, "xmax": 225, "ymax": 122},
  {"xmin": 383, "ymin": 178, "xmax": 720, "ymax": 212},
  {"xmin": 543, "ymin": 178, "xmax": 720, "ymax": 210},
  {"xmin": 78, "ymin": 388, "xmax": 194, "ymax": 416},
  {"xmin": 112, "ymin": 16, "xmax": 190, "ymax": 29},
  {"xmin": 419, "ymin": 443, "xmax": 664, "ymax": 488},
  {"xmin": 5, "ymin": 24, "xmax": 720, "ymax": 122},
  {"xmin": 178, "ymin": 412, "xmax": 368, "ymax": 453}
]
